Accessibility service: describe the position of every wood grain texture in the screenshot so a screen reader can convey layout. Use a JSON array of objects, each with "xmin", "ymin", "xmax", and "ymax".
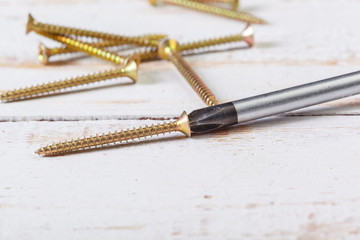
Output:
[{"xmin": 0, "ymin": 0, "xmax": 360, "ymax": 239}]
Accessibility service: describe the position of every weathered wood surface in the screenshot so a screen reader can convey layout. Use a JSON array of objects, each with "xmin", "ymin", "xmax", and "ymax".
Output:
[{"xmin": 1, "ymin": 0, "xmax": 360, "ymax": 239}]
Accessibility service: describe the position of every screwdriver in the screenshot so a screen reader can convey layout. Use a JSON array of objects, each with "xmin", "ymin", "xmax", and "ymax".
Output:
[{"xmin": 36, "ymin": 70, "xmax": 360, "ymax": 155}]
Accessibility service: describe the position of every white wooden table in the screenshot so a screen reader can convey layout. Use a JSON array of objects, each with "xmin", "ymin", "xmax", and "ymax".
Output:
[{"xmin": 1, "ymin": 0, "xmax": 360, "ymax": 239}]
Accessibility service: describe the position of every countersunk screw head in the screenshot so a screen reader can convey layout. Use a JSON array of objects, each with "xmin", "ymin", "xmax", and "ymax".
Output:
[
  {"xmin": 26, "ymin": 13, "xmax": 37, "ymax": 34},
  {"xmin": 123, "ymin": 57, "xmax": 138, "ymax": 83},
  {"xmin": 158, "ymin": 38, "xmax": 181, "ymax": 60},
  {"xmin": 242, "ymin": 25, "xmax": 254, "ymax": 47},
  {"xmin": 38, "ymin": 42, "xmax": 50, "ymax": 64}
]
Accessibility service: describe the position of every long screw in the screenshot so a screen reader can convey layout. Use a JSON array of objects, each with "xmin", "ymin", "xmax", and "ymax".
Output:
[
  {"xmin": 38, "ymin": 39, "xmax": 135, "ymax": 65},
  {"xmin": 137, "ymin": 24, "xmax": 253, "ymax": 61},
  {"xmin": 1, "ymin": 59, "xmax": 137, "ymax": 102},
  {"xmin": 26, "ymin": 14, "xmax": 164, "ymax": 47},
  {"xmin": 158, "ymin": 39, "xmax": 218, "ymax": 106},
  {"xmin": 150, "ymin": 0, "xmax": 264, "ymax": 24},
  {"xmin": 39, "ymin": 25, "xmax": 253, "ymax": 64},
  {"xmin": 35, "ymin": 112, "xmax": 191, "ymax": 155},
  {"xmin": 190, "ymin": 0, "xmax": 239, "ymax": 10},
  {"xmin": 38, "ymin": 32, "xmax": 138, "ymax": 65}
]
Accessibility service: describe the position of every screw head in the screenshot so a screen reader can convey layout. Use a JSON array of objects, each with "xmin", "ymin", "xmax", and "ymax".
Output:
[
  {"xmin": 242, "ymin": 25, "xmax": 254, "ymax": 47},
  {"xmin": 26, "ymin": 13, "xmax": 36, "ymax": 34},
  {"xmin": 176, "ymin": 111, "xmax": 191, "ymax": 137},
  {"xmin": 38, "ymin": 43, "xmax": 49, "ymax": 65},
  {"xmin": 158, "ymin": 39, "xmax": 181, "ymax": 60},
  {"xmin": 123, "ymin": 57, "xmax": 138, "ymax": 83}
]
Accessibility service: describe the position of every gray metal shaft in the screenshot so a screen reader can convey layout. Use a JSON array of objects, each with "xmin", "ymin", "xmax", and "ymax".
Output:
[{"xmin": 233, "ymin": 70, "xmax": 360, "ymax": 123}]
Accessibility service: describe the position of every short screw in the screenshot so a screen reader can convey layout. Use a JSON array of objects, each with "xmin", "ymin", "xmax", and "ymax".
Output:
[
  {"xmin": 1, "ymin": 59, "xmax": 137, "ymax": 102},
  {"xmin": 150, "ymin": 0, "xmax": 264, "ymax": 24},
  {"xmin": 26, "ymin": 14, "xmax": 164, "ymax": 47},
  {"xmin": 158, "ymin": 39, "xmax": 218, "ymax": 106},
  {"xmin": 39, "ymin": 32, "xmax": 138, "ymax": 66},
  {"xmin": 35, "ymin": 112, "xmax": 191, "ymax": 155}
]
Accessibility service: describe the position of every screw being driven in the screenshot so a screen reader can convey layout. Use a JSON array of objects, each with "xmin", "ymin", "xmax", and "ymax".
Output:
[
  {"xmin": 35, "ymin": 70, "xmax": 360, "ymax": 156},
  {"xmin": 35, "ymin": 112, "xmax": 191, "ymax": 155},
  {"xmin": 158, "ymin": 39, "xmax": 218, "ymax": 106},
  {"xmin": 26, "ymin": 14, "xmax": 164, "ymax": 47},
  {"xmin": 1, "ymin": 59, "xmax": 137, "ymax": 102},
  {"xmin": 150, "ymin": 0, "xmax": 264, "ymax": 24}
]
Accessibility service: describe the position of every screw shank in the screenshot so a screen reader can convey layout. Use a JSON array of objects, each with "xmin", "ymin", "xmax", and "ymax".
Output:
[{"xmin": 168, "ymin": 51, "xmax": 218, "ymax": 106}]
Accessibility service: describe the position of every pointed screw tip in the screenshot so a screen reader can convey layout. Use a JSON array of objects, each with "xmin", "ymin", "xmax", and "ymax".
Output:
[{"xmin": 35, "ymin": 149, "xmax": 43, "ymax": 155}]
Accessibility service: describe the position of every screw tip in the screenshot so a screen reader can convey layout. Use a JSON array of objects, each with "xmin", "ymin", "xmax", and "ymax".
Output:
[{"xmin": 35, "ymin": 148, "xmax": 43, "ymax": 155}]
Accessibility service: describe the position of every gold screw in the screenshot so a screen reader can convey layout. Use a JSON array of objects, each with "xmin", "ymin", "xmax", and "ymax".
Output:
[
  {"xmin": 35, "ymin": 112, "xmax": 191, "ymax": 156},
  {"xmin": 38, "ymin": 25, "xmax": 253, "ymax": 64},
  {"xmin": 158, "ymin": 39, "xmax": 218, "ymax": 106},
  {"xmin": 190, "ymin": 0, "xmax": 239, "ymax": 10},
  {"xmin": 38, "ymin": 39, "xmax": 133, "ymax": 65},
  {"xmin": 26, "ymin": 14, "xmax": 164, "ymax": 47},
  {"xmin": 132, "ymin": 25, "xmax": 254, "ymax": 62},
  {"xmin": 180, "ymin": 24, "xmax": 253, "ymax": 51},
  {"xmin": 1, "ymin": 59, "xmax": 137, "ymax": 102},
  {"xmin": 39, "ymin": 32, "xmax": 138, "ymax": 66},
  {"xmin": 150, "ymin": 0, "xmax": 264, "ymax": 24}
]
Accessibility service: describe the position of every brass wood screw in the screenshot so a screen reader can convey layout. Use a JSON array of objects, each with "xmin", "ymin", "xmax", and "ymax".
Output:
[
  {"xmin": 38, "ymin": 40, "xmax": 133, "ymax": 65},
  {"xmin": 1, "ymin": 60, "xmax": 137, "ymax": 102},
  {"xmin": 131, "ymin": 25, "xmax": 254, "ymax": 62},
  {"xmin": 35, "ymin": 112, "xmax": 191, "ymax": 156},
  {"xmin": 38, "ymin": 25, "xmax": 253, "ymax": 64},
  {"xmin": 190, "ymin": 0, "xmax": 239, "ymax": 10},
  {"xmin": 39, "ymin": 32, "xmax": 138, "ymax": 66},
  {"xmin": 158, "ymin": 39, "xmax": 218, "ymax": 106},
  {"xmin": 150, "ymin": 0, "xmax": 264, "ymax": 24},
  {"xmin": 26, "ymin": 14, "xmax": 164, "ymax": 47}
]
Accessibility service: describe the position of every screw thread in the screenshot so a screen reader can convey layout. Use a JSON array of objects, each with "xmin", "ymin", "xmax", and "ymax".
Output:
[
  {"xmin": 36, "ymin": 121, "xmax": 179, "ymax": 155},
  {"xmin": 180, "ymin": 32, "xmax": 247, "ymax": 52},
  {"xmin": 39, "ymin": 40, "xmax": 134, "ymax": 64},
  {"xmin": 190, "ymin": 0, "xmax": 239, "ymax": 10},
  {"xmin": 41, "ymin": 32, "xmax": 130, "ymax": 65},
  {"xmin": 158, "ymin": 0, "xmax": 264, "ymax": 24},
  {"xmin": 1, "ymin": 67, "xmax": 135, "ymax": 102},
  {"xmin": 169, "ymin": 51, "xmax": 218, "ymax": 106},
  {"xmin": 28, "ymin": 14, "xmax": 164, "ymax": 46}
]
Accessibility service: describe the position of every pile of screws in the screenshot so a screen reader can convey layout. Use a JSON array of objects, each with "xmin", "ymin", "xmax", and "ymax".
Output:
[{"xmin": 0, "ymin": 1, "xmax": 264, "ymax": 155}]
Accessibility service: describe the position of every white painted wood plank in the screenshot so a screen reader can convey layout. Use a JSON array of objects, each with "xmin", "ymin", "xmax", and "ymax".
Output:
[
  {"xmin": 1, "ymin": 116, "xmax": 360, "ymax": 239},
  {"xmin": 1, "ymin": 0, "xmax": 360, "ymax": 239}
]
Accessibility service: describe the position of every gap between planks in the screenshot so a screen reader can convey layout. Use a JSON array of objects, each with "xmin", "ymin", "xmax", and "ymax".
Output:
[{"xmin": 0, "ymin": 113, "xmax": 360, "ymax": 123}]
